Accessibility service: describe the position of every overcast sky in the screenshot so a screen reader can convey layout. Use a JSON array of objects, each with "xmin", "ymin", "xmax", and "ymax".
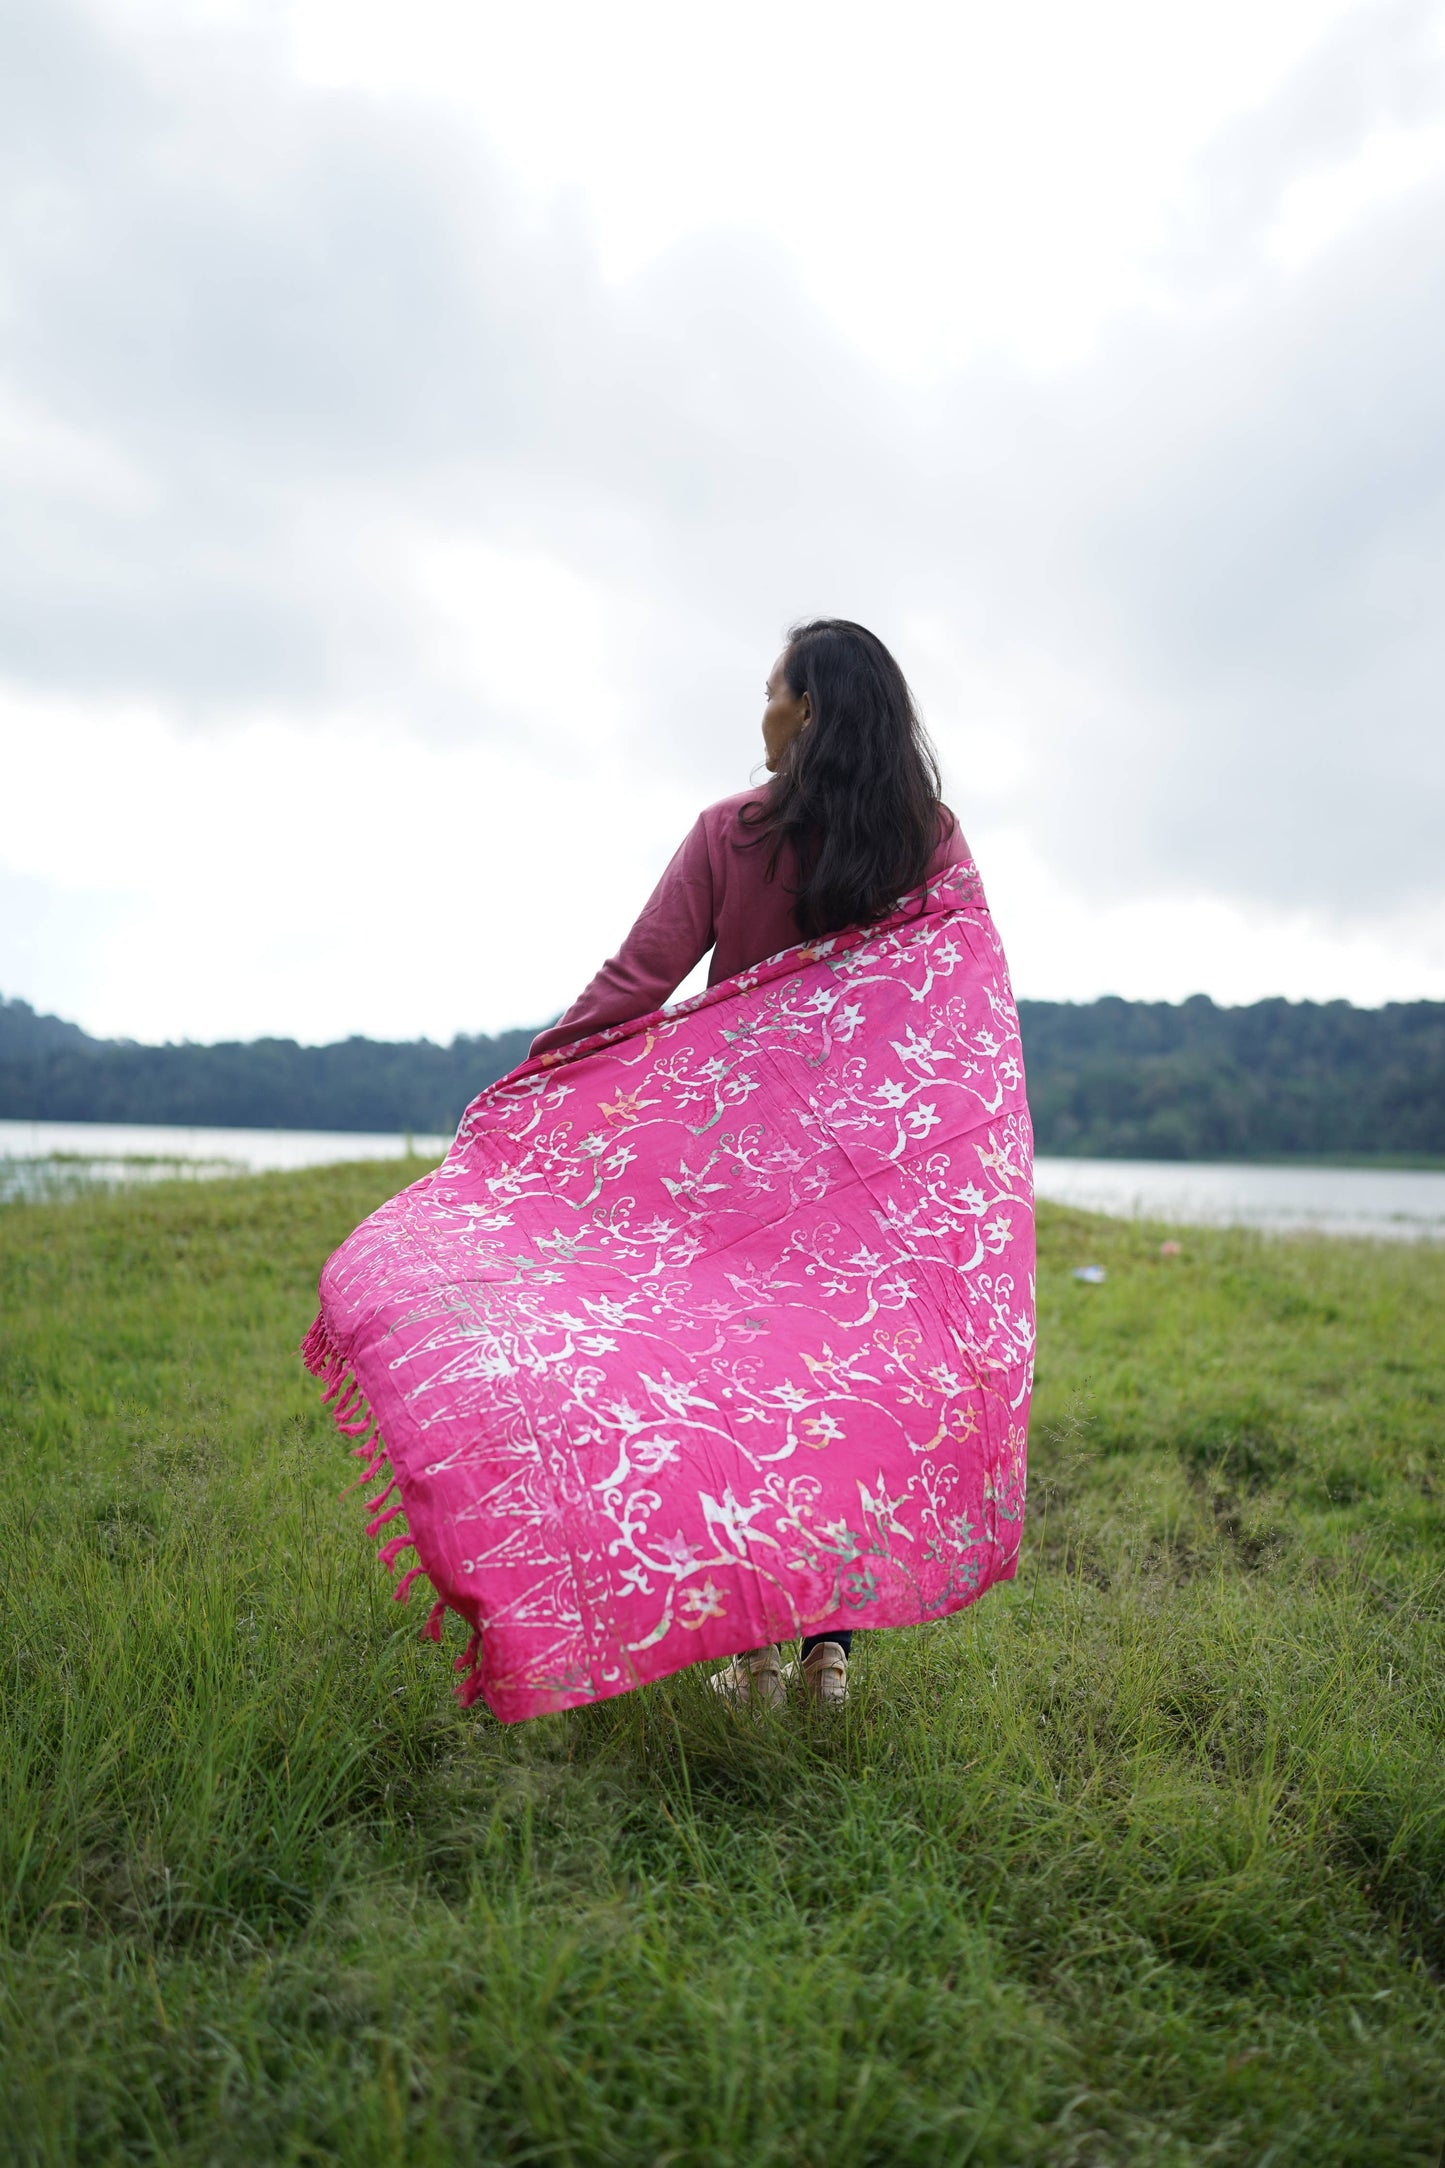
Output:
[{"xmin": 3, "ymin": 0, "xmax": 1444, "ymax": 1044}]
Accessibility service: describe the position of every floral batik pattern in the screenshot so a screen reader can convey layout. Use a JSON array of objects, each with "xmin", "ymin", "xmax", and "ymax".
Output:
[{"xmin": 303, "ymin": 862, "xmax": 1034, "ymax": 1722}]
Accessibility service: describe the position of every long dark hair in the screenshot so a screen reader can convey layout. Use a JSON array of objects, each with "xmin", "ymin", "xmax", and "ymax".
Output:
[{"xmin": 740, "ymin": 618, "xmax": 949, "ymax": 937}]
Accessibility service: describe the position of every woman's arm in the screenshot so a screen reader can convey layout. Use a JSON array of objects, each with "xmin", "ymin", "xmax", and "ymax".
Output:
[{"xmin": 529, "ymin": 816, "xmax": 717, "ymax": 1059}]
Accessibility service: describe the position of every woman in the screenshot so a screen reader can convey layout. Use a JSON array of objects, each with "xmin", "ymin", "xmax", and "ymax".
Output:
[
  {"xmin": 306, "ymin": 616, "xmax": 1031, "ymax": 1723},
  {"xmin": 531, "ymin": 618, "xmax": 970, "ymax": 1710}
]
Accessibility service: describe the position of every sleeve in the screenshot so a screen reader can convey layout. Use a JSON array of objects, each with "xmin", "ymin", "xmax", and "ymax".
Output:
[{"xmin": 528, "ymin": 815, "xmax": 717, "ymax": 1059}]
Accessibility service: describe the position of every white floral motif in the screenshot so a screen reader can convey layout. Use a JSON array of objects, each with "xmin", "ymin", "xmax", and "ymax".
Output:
[{"xmin": 315, "ymin": 861, "xmax": 1035, "ymax": 1723}]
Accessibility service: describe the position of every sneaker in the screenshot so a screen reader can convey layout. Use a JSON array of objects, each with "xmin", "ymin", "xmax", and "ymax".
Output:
[
  {"xmin": 708, "ymin": 1644, "xmax": 785, "ymax": 1710},
  {"xmin": 800, "ymin": 1640, "xmax": 849, "ymax": 1707}
]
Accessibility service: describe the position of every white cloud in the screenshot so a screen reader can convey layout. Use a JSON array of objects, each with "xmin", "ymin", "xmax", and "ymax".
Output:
[
  {"xmin": 3, "ymin": 0, "xmax": 1445, "ymax": 1041},
  {"xmin": 280, "ymin": 0, "xmax": 1370, "ymax": 374},
  {"xmin": 980, "ymin": 829, "xmax": 1445, "ymax": 1007},
  {"xmin": 0, "ymin": 687, "xmax": 708, "ymax": 1041},
  {"xmin": 1266, "ymin": 120, "xmax": 1445, "ymax": 267}
]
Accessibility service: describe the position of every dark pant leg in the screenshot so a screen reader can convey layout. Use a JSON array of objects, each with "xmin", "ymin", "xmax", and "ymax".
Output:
[{"xmin": 800, "ymin": 1630, "xmax": 852, "ymax": 1660}]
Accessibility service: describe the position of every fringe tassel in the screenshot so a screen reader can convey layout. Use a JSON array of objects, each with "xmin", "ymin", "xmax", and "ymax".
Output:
[
  {"xmin": 338, "ymin": 1451, "xmax": 388, "ymax": 1500},
  {"xmin": 299, "ymin": 1314, "xmax": 334, "ymax": 1376},
  {"xmin": 305, "ymin": 1314, "xmax": 482, "ymax": 1697},
  {"xmin": 456, "ymin": 1632, "xmax": 487, "ymax": 1705}
]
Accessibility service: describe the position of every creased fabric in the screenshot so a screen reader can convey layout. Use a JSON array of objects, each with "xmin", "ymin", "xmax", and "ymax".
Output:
[
  {"xmin": 304, "ymin": 860, "xmax": 1035, "ymax": 1723},
  {"xmin": 529, "ymin": 790, "xmax": 968, "ymax": 1057}
]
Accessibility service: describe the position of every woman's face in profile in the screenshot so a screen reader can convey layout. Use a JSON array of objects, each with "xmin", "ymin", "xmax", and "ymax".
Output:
[{"xmin": 761, "ymin": 650, "xmax": 812, "ymax": 772}]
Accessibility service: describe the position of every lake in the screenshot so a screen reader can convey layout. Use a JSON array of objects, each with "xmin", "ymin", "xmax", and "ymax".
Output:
[
  {"xmin": 0, "ymin": 1118, "xmax": 450, "ymax": 1204},
  {"xmin": 2, "ymin": 1119, "xmax": 1443, "ymax": 1240},
  {"xmin": 1033, "ymin": 1155, "xmax": 1445, "ymax": 1243}
]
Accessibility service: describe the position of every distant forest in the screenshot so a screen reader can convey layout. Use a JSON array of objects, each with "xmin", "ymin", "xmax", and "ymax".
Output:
[
  {"xmin": 2, "ymin": 990, "xmax": 1443, "ymax": 1160},
  {"xmin": 1019, "ymin": 995, "xmax": 1445, "ymax": 1160},
  {"xmin": 0, "ymin": 999, "xmax": 535, "ymax": 1139}
]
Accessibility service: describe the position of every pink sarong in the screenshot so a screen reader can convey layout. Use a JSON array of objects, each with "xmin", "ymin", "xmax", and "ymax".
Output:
[{"xmin": 303, "ymin": 862, "xmax": 1035, "ymax": 1722}]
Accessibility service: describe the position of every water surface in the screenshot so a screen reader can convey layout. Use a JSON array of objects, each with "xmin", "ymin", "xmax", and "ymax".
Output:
[
  {"xmin": 4, "ymin": 1119, "xmax": 1443, "ymax": 1239},
  {"xmin": 1034, "ymin": 1155, "xmax": 1445, "ymax": 1242},
  {"xmin": 0, "ymin": 1119, "xmax": 449, "ymax": 1203}
]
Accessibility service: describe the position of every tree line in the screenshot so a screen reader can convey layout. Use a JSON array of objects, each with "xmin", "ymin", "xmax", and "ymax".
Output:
[
  {"xmin": 0, "ymin": 999, "xmax": 534, "ymax": 1137},
  {"xmin": 2, "ymin": 991, "xmax": 1443, "ymax": 1159},
  {"xmin": 1018, "ymin": 994, "xmax": 1445, "ymax": 1159}
]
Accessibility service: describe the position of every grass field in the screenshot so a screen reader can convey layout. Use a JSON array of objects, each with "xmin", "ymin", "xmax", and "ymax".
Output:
[{"xmin": 1, "ymin": 1163, "xmax": 1443, "ymax": 2166}]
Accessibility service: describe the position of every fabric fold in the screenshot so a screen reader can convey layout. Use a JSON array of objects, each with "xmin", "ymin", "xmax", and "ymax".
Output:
[{"xmin": 304, "ymin": 862, "xmax": 1035, "ymax": 1723}]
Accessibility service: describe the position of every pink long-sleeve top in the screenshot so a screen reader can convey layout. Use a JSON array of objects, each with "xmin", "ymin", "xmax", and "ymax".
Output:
[{"xmin": 530, "ymin": 788, "xmax": 967, "ymax": 1060}]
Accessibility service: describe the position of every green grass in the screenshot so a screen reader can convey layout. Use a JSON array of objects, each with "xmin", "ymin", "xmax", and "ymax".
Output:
[{"xmin": 1, "ymin": 1165, "xmax": 1442, "ymax": 2166}]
